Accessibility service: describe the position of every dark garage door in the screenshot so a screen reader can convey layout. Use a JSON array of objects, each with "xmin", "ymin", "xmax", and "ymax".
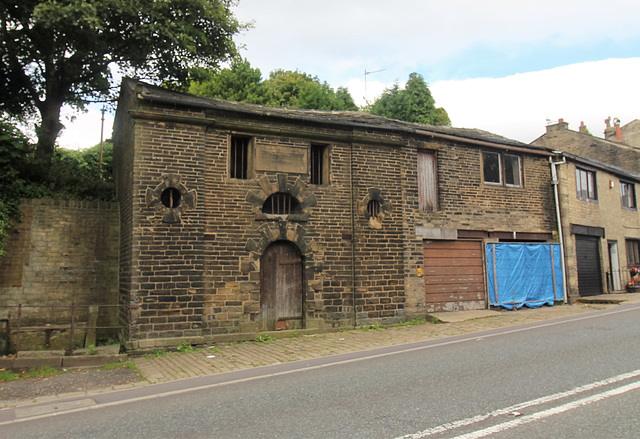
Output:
[{"xmin": 575, "ymin": 235, "xmax": 602, "ymax": 297}]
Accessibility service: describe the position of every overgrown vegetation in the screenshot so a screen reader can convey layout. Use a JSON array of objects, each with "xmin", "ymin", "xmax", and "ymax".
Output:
[
  {"xmin": 256, "ymin": 334, "xmax": 275, "ymax": 343},
  {"xmin": 0, "ymin": 365, "xmax": 59, "ymax": 382},
  {"xmin": 0, "ymin": 118, "xmax": 114, "ymax": 257},
  {"xmin": 102, "ymin": 360, "xmax": 137, "ymax": 371}
]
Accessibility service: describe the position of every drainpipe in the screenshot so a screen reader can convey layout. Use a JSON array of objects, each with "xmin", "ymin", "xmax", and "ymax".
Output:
[
  {"xmin": 549, "ymin": 154, "xmax": 568, "ymax": 304},
  {"xmin": 349, "ymin": 137, "xmax": 358, "ymax": 327}
]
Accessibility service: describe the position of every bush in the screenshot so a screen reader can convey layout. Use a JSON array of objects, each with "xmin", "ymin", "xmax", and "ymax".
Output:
[{"xmin": 0, "ymin": 118, "xmax": 115, "ymax": 257}]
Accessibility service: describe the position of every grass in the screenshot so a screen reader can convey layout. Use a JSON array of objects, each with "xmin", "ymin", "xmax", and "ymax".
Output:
[
  {"xmin": 0, "ymin": 365, "xmax": 59, "ymax": 382},
  {"xmin": 396, "ymin": 317, "xmax": 428, "ymax": 327},
  {"xmin": 256, "ymin": 334, "xmax": 275, "ymax": 343},
  {"xmin": 102, "ymin": 360, "xmax": 137, "ymax": 371},
  {"xmin": 359, "ymin": 324, "xmax": 386, "ymax": 332}
]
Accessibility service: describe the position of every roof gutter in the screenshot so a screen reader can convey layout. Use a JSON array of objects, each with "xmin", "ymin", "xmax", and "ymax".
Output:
[{"xmin": 416, "ymin": 129, "xmax": 554, "ymax": 156}]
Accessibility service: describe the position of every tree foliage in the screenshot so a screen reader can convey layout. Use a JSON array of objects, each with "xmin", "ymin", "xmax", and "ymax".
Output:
[
  {"xmin": 187, "ymin": 59, "xmax": 271, "ymax": 105},
  {"xmin": 264, "ymin": 69, "xmax": 358, "ymax": 111},
  {"xmin": 0, "ymin": 0, "xmax": 245, "ymax": 160},
  {"xmin": 186, "ymin": 60, "xmax": 358, "ymax": 111},
  {"xmin": 369, "ymin": 73, "xmax": 451, "ymax": 126},
  {"xmin": 0, "ymin": 118, "xmax": 114, "ymax": 257}
]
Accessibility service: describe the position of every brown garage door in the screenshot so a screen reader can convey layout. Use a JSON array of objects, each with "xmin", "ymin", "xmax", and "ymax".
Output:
[{"xmin": 423, "ymin": 240, "xmax": 485, "ymax": 311}]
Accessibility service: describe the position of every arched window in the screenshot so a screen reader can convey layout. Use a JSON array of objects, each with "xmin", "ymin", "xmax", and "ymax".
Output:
[{"xmin": 263, "ymin": 193, "xmax": 301, "ymax": 215}]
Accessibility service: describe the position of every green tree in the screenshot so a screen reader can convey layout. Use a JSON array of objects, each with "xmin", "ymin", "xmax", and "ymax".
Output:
[
  {"xmin": 263, "ymin": 70, "xmax": 358, "ymax": 111},
  {"xmin": 186, "ymin": 63, "xmax": 358, "ymax": 111},
  {"xmin": 0, "ymin": 0, "xmax": 245, "ymax": 161},
  {"xmin": 369, "ymin": 73, "xmax": 451, "ymax": 125},
  {"xmin": 187, "ymin": 59, "xmax": 271, "ymax": 104}
]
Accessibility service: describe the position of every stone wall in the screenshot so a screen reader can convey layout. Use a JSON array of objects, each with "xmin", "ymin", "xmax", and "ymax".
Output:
[
  {"xmin": 0, "ymin": 199, "xmax": 120, "ymax": 349},
  {"xmin": 114, "ymin": 79, "xmax": 559, "ymax": 348},
  {"xmin": 556, "ymin": 160, "xmax": 640, "ymax": 300}
]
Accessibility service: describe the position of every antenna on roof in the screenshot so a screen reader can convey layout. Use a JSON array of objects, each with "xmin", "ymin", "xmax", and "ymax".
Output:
[{"xmin": 364, "ymin": 69, "xmax": 385, "ymax": 105}]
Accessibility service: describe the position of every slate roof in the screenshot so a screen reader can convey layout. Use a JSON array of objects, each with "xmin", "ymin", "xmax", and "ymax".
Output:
[{"xmin": 124, "ymin": 78, "xmax": 550, "ymax": 153}]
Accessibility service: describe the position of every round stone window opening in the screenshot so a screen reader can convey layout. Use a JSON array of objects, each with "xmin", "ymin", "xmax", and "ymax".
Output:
[{"xmin": 161, "ymin": 187, "xmax": 182, "ymax": 208}]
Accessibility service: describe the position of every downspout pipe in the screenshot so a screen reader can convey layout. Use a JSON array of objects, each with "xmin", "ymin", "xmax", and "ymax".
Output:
[{"xmin": 549, "ymin": 155, "xmax": 568, "ymax": 304}]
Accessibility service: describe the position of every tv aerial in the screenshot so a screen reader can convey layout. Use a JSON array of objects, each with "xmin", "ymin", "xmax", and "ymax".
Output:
[{"xmin": 364, "ymin": 68, "xmax": 385, "ymax": 105}]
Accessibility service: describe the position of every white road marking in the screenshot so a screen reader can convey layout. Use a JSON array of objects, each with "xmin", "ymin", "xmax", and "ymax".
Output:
[
  {"xmin": 397, "ymin": 370, "xmax": 640, "ymax": 439},
  {"xmin": 451, "ymin": 380, "xmax": 640, "ymax": 439},
  {"xmin": 2, "ymin": 304, "xmax": 639, "ymax": 426}
]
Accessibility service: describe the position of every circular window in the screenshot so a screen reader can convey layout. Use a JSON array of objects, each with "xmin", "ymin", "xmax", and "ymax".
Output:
[
  {"xmin": 367, "ymin": 200, "xmax": 381, "ymax": 218},
  {"xmin": 161, "ymin": 187, "xmax": 182, "ymax": 208}
]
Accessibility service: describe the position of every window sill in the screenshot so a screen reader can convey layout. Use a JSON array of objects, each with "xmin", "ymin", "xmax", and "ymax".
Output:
[{"xmin": 255, "ymin": 213, "xmax": 309, "ymax": 222}]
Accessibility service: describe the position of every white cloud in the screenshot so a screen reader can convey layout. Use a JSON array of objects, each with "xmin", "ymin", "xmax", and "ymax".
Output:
[
  {"xmin": 58, "ymin": 106, "xmax": 114, "ymax": 150},
  {"xmin": 233, "ymin": 0, "xmax": 640, "ymax": 85},
  {"xmin": 430, "ymin": 58, "xmax": 640, "ymax": 143}
]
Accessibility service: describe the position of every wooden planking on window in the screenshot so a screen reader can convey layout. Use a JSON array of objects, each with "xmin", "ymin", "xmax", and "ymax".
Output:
[
  {"xmin": 310, "ymin": 144, "xmax": 328, "ymax": 185},
  {"xmin": 418, "ymin": 151, "xmax": 438, "ymax": 211}
]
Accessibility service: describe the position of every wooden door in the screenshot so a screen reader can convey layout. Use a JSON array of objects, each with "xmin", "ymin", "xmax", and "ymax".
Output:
[{"xmin": 260, "ymin": 241, "xmax": 303, "ymax": 331}]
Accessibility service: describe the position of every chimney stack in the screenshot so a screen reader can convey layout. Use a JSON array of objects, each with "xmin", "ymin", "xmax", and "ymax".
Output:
[
  {"xmin": 546, "ymin": 118, "xmax": 569, "ymax": 133},
  {"xmin": 604, "ymin": 116, "xmax": 616, "ymax": 140},
  {"xmin": 579, "ymin": 121, "xmax": 588, "ymax": 133},
  {"xmin": 615, "ymin": 118, "xmax": 622, "ymax": 141}
]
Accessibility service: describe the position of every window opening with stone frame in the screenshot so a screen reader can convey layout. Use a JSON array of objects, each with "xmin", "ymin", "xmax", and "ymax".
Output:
[
  {"xmin": 367, "ymin": 199, "xmax": 381, "ymax": 218},
  {"xmin": 621, "ymin": 180, "xmax": 637, "ymax": 210},
  {"xmin": 482, "ymin": 151, "xmax": 522, "ymax": 187},
  {"xmin": 418, "ymin": 150, "xmax": 438, "ymax": 211},
  {"xmin": 263, "ymin": 193, "xmax": 301, "ymax": 215},
  {"xmin": 626, "ymin": 239, "xmax": 640, "ymax": 266},
  {"xmin": 230, "ymin": 136, "xmax": 253, "ymax": 179},
  {"xmin": 310, "ymin": 144, "xmax": 329, "ymax": 185},
  {"xmin": 576, "ymin": 167, "xmax": 597, "ymax": 202}
]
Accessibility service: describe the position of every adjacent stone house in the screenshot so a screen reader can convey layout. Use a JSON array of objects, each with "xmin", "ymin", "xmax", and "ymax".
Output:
[
  {"xmin": 114, "ymin": 79, "xmax": 559, "ymax": 350},
  {"xmin": 533, "ymin": 120, "xmax": 640, "ymax": 300}
]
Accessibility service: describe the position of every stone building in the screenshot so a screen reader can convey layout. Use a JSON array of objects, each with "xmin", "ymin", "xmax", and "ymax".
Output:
[
  {"xmin": 603, "ymin": 118, "xmax": 640, "ymax": 148},
  {"xmin": 533, "ymin": 120, "xmax": 640, "ymax": 300},
  {"xmin": 114, "ymin": 79, "xmax": 560, "ymax": 350}
]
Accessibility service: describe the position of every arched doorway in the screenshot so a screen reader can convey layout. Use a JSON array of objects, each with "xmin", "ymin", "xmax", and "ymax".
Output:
[{"xmin": 260, "ymin": 241, "xmax": 303, "ymax": 331}]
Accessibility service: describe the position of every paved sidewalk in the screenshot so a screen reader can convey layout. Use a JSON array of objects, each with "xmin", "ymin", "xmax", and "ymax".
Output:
[{"xmin": 133, "ymin": 294, "xmax": 640, "ymax": 384}]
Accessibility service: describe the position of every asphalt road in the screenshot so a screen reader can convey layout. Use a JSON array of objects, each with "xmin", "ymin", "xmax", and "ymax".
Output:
[{"xmin": 2, "ymin": 302, "xmax": 640, "ymax": 438}]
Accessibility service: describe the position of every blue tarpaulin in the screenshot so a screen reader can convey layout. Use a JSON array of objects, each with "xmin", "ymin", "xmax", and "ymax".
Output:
[{"xmin": 486, "ymin": 243, "xmax": 564, "ymax": 310}]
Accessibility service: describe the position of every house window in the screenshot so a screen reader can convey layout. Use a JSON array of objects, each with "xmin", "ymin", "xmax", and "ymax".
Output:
[
  {"xmin": 310, "ymin": 144, "xmax": 329, "ymax": 185},
  {"xmin": 230, "ymin": 136, "xmax": 252, "ymax": 179},
  {"xmin": 418, "ymin": 151, "xmax": 438, "ymax": 211},
  {"xmin": 575, "ymin": 168, "xmax": 597, "ymax": 202},
  {"xmin": 626, "ymin": 239, "xmax": 640, "ymax": 266},
  {"xmin": 263, "ymin": 193, "xmax": 301, "ymax": 215},
  {"xmin": 621, "ymin": 181, "xmax": 637, "ymax": 209},
  {"xmin": 482, "ymin": 151, "xmax": 522, "ymax": 187}
]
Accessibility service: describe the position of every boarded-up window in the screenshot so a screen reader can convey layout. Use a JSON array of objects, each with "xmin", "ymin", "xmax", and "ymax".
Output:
[{"xmin": 418, "ymin": 151, "xmax": 438, "ymax": 211}]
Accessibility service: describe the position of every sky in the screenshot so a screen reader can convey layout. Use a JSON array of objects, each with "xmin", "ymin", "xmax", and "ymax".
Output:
[{"xmin": 59, "ymin": 0, "xmax": 640, "ymax": 149}]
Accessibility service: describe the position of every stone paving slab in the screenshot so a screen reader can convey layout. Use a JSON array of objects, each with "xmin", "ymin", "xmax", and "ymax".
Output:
[{"xmin": 133, "ymin": 294, "xmax": 640, "ymax": 384}]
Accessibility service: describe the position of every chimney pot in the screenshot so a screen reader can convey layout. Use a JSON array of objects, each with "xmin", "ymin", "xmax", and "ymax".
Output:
[{"xmin": 579, "ymin": 121, "xmax": 587, "ymax": 133}]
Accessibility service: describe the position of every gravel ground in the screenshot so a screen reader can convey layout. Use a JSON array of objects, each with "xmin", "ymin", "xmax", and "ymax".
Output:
[{"xmin": 0, "ymin": 368, "xmax": 141, "ymax": 405}]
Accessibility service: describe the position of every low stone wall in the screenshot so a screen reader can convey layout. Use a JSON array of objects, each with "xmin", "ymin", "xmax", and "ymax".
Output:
[{"xmin": 0, "ymin": 199, "xmax": 120, "ymax": 353}]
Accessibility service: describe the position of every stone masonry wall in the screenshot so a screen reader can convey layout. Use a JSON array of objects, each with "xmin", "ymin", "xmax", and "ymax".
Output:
[
  {"xmin": 556, "ymin": 160, "xmax": 640, "ymax": 300},
  {"xmin": 117, "ymin": 89, "xmax": 558, "ymax": 346},
  {"xmin": 0, "ymin": 199, "xmax": 120, "ymax": 335}
]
